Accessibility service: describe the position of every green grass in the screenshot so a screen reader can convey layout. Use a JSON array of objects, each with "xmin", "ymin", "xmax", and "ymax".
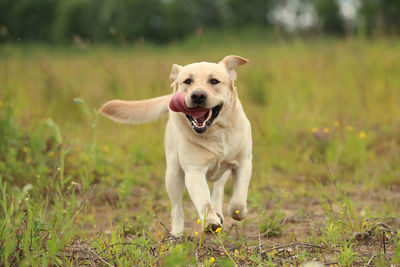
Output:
[{"xmin": 1, "ymin": 36, "xmax": 400, "ymax": 265}]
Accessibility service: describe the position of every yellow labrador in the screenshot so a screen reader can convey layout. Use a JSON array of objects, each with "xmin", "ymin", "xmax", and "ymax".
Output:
[{"xmin": 99, "ymin": 55, "xmax": 252, "ymax": 235}]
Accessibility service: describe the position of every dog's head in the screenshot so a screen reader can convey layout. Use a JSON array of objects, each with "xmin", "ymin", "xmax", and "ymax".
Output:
[{"xmin": 169, "ymin": 55, "xmax": 248, "ymax": 134}]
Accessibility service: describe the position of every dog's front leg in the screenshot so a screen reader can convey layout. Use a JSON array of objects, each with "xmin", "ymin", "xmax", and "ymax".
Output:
[
  {"xmin": 185, "ymin": 169, "xmax": 222, "ymax": 231},
  {"xmin": 229, "ymin": 158, "xmax": 252, "ymax": 220}
]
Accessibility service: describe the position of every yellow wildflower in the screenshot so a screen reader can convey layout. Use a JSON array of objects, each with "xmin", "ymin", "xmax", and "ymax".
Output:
[
  {"xmin": 334, "ymin": 121, "xmax": 340, "ymax": 127},
  {"xmin": 209, "ymin": 257, "xmax": 215, "ymax": 264},
  {"xmin": 197, "ymin": 218, "xmax": 201, "ymax": 224},
  {"xmin": 195, "ymin": 231, "xmax": 198, "ymax": 236},
  {"xmin": 235, "ymin": 210, "xmax": 240, "ymax": 214},
  {"xmin": 22, "ymin": 146, "xmax": 28, "ymax": 153},
  {"xmin": 269, "ymin": 249, "xmax": 278, "ymax": 256},
  {"xmin": 359, "ymin": 131, "xmax": 366, "ymax": 139},
  {"xmin": 49, "ymin": 151, "xmax": 56, "ymax": 157},
  {"xmin": 311, "ymin": 127, "xmax": 318, "ymax": 133},
  {"xmin": 347, "ymin": 125, "xmax": 353, "ymax": 131},
  {"xmin": 103, "ymin": 145, "xmax": 110, "ymax": 152},
  {"xmin": 323, "ymin": 127, "xmax": 330, "ymax": 133},
  {"xmin": 215, "ymin": 227, "xmax": 222, "ymax": 233}
]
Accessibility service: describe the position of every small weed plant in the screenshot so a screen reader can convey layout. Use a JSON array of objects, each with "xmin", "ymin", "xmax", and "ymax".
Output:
[{"xmin": 337, "ymin": 238, "xmax": 358, "ymax": 267}]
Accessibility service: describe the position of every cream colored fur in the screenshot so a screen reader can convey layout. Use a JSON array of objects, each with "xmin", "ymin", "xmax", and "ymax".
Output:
[
  {"xmin": 100, "ymin": 55, "xmax": 252, "ymax": 235},
  {"xmin": 99, "ymin": 95, "xmax": 171, "ymax": 124}
]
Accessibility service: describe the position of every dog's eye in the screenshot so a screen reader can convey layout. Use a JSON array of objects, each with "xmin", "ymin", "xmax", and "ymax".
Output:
[
  {"xmin": 209, "ymin": 79, "xmax": 220, "ymax": 85},
  {"xmin": 183, "ymin": 78, "xmax": 192, "ymax": 85}
]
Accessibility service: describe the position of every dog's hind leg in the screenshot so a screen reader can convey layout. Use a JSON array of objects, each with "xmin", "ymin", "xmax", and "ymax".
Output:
[
  {"xmin": 211, "ymin": 170, "xmax": 231, "ymax": 225},
  {"xmin": 229, "ymin": 158, "xmax": 252, "ymax": 221},
  {"xmin": 166, "ymin": 158, "xmax": 185, "ymax": 236}
]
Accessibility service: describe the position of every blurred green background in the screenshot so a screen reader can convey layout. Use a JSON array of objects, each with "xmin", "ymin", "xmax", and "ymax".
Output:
[{"xmin": 1, "ymin": 0, "xmax": 400, "ymax": 44}]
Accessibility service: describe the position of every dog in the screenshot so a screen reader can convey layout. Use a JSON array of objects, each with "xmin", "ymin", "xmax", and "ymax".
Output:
[{"xmin": 99, "ymin": 55, "xmax": 252, "ymax": 235}]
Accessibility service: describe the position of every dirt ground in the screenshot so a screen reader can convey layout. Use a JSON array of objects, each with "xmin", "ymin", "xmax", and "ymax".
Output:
[{"xmin": 71, "ymin": 183, "xmax": 400, "ymax": 266}]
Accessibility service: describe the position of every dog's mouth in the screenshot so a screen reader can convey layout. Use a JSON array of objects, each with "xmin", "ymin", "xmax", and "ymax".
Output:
[{"xmin": 185, "ymin": 104, "xmax": 222, "ymax": 134}]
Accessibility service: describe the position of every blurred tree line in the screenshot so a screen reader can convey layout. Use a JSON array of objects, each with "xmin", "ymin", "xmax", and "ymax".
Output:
[{"xmin": 1, "ymin": 0, "xmax": 400, "ymax": 44}]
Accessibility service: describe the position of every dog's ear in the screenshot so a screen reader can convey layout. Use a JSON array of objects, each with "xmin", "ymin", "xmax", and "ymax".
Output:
[
  {"xmin": 219, "ymin": 55, "xmax": 248, "ymax": 81},
  {"xmin": 169, "ymin": 64, "xmax": 182, "ymax": 81},
  {"xmin": 169, "ymin": 64, "xmax": 182, "ymax": 89}
]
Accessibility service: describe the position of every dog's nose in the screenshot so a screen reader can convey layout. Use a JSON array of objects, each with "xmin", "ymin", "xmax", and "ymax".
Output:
[{"xmin": 191, "ymin": 90, "xmax": 207, "ymax": 105}]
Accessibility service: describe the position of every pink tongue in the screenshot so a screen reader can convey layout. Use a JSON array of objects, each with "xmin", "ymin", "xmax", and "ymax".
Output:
[{"xmin": 169, "ymin": 93, "xmax": 209, "ymax": 118}]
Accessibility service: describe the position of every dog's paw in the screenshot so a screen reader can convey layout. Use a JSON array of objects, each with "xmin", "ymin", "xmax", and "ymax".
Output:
[
  {"xmin": 169, "ymin": 231, "xmax": 184, "ymax": 238},
  {"xmin": 228, "ymin": 202, "xmax": 247, "ymax": 221},
  {"xmin": 204, "ymin": 213, "xmax": 222, "ymax": 233},
  {"xmin": 205, "ymin": 222, "xmax": 222, "ymax": 233}
]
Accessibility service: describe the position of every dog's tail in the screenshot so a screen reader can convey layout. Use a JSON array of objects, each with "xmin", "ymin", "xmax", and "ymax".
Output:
[{"xmin": 99, "ymin": 95, "xmax": 171, "ymax": 124}]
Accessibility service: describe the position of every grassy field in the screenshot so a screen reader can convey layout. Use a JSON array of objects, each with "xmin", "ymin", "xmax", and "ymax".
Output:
[{"xmin": 1, "ymin": 36, "xmax": 400, "ymax": 266}]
